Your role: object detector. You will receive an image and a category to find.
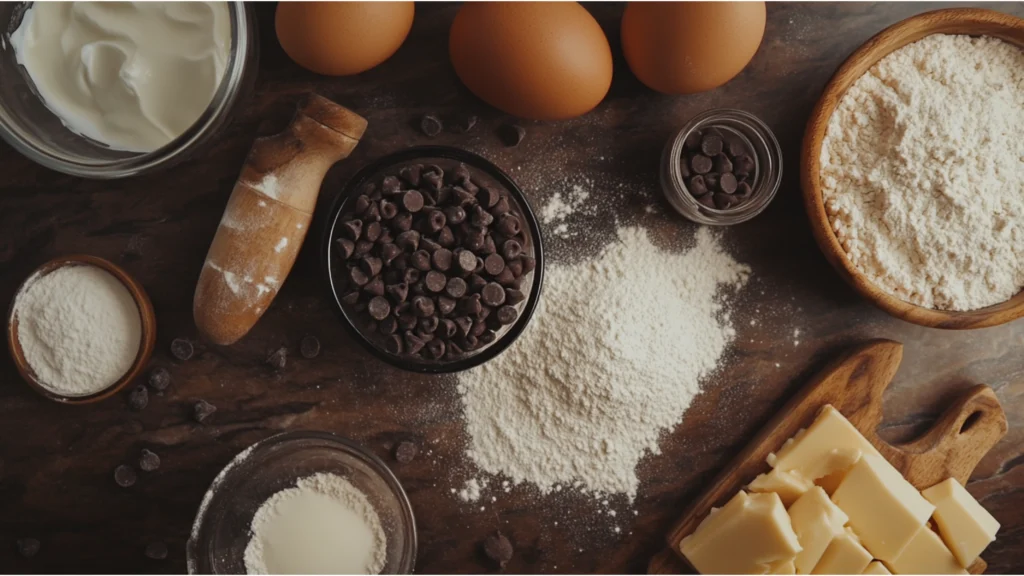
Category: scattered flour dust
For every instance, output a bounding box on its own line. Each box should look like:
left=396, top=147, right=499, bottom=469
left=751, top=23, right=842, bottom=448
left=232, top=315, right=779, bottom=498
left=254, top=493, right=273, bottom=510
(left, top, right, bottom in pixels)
left=244, top=473, right=386, bottom=575
left=539, top=177, right=595, bottom=238
left=457, top=225, right=750, bottom=499
left=821, top=34, right=1024, bottom=311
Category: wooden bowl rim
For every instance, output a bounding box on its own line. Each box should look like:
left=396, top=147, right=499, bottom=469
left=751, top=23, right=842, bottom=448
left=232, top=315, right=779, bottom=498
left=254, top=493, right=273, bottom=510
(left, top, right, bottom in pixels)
left=6, top=255, right=157, bottom=404
left=801, top=7, right=1024, bottom=330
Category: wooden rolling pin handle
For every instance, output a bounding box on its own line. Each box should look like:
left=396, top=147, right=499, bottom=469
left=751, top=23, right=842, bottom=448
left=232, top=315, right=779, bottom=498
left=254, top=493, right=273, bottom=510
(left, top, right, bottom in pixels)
left=194, top=95, right=367, bottom=346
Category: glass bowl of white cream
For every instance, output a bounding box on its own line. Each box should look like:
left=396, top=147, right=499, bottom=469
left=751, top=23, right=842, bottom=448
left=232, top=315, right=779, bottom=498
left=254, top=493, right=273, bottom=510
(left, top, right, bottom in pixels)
left=0, top=2, right=257, bottom=179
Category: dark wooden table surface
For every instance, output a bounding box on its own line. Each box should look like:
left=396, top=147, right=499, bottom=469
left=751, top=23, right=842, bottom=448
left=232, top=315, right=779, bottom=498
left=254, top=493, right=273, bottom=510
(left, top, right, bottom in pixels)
left=2, top=2, right=1023, bottom=574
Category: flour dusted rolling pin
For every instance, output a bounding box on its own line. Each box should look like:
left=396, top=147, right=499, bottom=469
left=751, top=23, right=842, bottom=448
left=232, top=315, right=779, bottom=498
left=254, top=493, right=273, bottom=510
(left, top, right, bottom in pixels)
left=194, top=95, right=367, bottom=345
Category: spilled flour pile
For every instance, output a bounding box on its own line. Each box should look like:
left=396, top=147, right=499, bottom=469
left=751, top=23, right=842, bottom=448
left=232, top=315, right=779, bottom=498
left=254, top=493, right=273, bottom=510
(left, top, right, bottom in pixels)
left=457, top=226, right=750, bottom=498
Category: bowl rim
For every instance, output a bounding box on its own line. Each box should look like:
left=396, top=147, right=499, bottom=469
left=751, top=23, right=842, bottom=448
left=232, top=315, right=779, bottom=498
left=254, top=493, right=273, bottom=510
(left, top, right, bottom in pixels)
left=186, top=430, right=418, bottom=575
left=0, top=1, right=257, bottom=179
left=800, top=7, right=1024, bottom=330
left=320, top=145, right=545, bottom=374
left=6, top=254, right=157, bottom=404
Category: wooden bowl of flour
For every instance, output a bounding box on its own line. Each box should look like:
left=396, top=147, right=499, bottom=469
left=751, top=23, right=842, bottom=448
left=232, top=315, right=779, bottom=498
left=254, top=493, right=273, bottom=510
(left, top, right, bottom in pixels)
left=801, top=8, right=1024, bottom=329
left=7, top=255, right=157, bottom=404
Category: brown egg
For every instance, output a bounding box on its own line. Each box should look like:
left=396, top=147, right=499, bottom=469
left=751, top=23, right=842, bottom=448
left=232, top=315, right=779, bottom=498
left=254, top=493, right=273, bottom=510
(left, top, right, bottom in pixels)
left=621, top=2, right=765, bottom=94
left=276, top=2, right=414, bottom=76
left=449, top=2, right=613, bottom=121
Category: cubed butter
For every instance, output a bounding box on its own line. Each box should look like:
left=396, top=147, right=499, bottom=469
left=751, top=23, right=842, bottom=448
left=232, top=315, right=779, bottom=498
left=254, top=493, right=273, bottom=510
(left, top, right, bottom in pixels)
left=922, top=478, right=1000, bottom=568
left=788, top=487, right=849, bottom=574
left=769, top=406, right=877, bottom=481
left=815, top=468, right=848, bottom=496
left=770, top=559, right=796, bottom=574
left=750, top=468, right=815, bottom=506
left=886, top=526, right=967, bottom=575
left=862, top=561, right=891, bottom=575
left=812, top=528, right=872, bottom=574
left=681, top=491, right=802, bottom=574
left=831, top=453, right=934, bottom=562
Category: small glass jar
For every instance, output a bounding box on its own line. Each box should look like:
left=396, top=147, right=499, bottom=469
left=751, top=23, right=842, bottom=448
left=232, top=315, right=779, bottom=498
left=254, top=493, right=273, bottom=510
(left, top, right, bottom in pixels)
left=660, top=109, right=782, bottom=226
left=0, top=2, right=259, bottom=179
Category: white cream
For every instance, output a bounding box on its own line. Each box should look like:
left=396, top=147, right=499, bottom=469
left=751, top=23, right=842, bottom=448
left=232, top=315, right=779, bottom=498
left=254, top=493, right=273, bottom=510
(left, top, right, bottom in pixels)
left=10, top=2, right=231, bottom=153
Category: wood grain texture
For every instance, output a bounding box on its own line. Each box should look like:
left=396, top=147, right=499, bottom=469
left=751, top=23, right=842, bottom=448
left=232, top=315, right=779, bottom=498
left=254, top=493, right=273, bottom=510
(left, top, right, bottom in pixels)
left=1, top=3, right=1024, bottom=574
left=649, top=340, right=1007, bottom=574
left=800, top=8, right=1024, bottom=330
left=6, top=255, right=156, bottom=405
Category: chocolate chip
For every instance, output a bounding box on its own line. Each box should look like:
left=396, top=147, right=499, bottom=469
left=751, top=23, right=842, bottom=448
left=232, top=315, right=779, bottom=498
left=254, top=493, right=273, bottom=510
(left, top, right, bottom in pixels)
left=420, top=114, right=443, bottom=137
left=343, top=219, right=364, bottom=240
left=392, top=211, right=413, bottom=231
left=432, top=248, right=453, bottom=271
left=363, top=202, right=381, bottom=222
left=453, top=186, right=477, bottom=207
left=361, top=256, right=383, bottom=278
left=520, top=256, right=536, bottom=274
left=341, top=290, right=360, bottom=306
left=336, top=238, right=355, bottom=259
left=705, top=172, right=720, bottom=191
left=419, top=337, right=442, bottom=359
left=440, top=318, right=458, bottom=338
left=379, top=199, right=398, bottom=220
left=396, top=230, right=420, bottom=252
left=402, top=190, right=425, bottom=213
left=266, top=347, right=287, bottom=370
left=462, top=293, right=483, bottom=315
left=380, top=243, right=401, bottom=265
left=386, top=282, right=409, bottom=304
left=481, top=282, right=506, bottom=306
left=364, top=221, right=382, bottom=243
left=477, top=187, right=501, bottom=209
left=145, top=541, right=168, bottom=561
left=349, top=266, right=370, bottom=286
left=368, top=296, right=391, bottom=321
left=438, top=296, right=457, bottom=316
left=463, top=334, right=479, bottom=350
left=484, top=254, right=505, bottom=276
left=471, top=204, right=494, bottom=227
left=714, top=154, right=733, bottom=174
left=496, top=306, right=518, bottom=325
left=697, top=194, right=716, bottom=209
left=502, top=240, right=523, bottom=260
left=16, top=538, right=40, bottom=558
left=128, top=385, right=148, bottom=411
left=170, top=338, right=193, bottom=361
left=144, top=368, right=170, bottom=393
left=496, top=214, right=521, bottom=236
left=377, top=228, right=394, bottom=245
left=734, top=154, right=755, bottom=177
left=505, top=288, right=526, bottom=305
left=490, top=196, right=511, bottom=218
left=456, top=250, right=477, bottom=273
left=737, top=181, right=753, bottom=198
left=480, top=234, right=497, bottom=256
left=507, top=259, right=523, bottom=277
left=499, top=123, right=526, bottom=147
left=471, top=320, right=488, bottom=337
left=194, top=400, right=216, bottom=422
left=139, top=449, right=161, bottom=472
left=691, top=154, right=712, bottom=175
left=444, top=206, right=466, bottom=225
left=403, top=268, right=421, bottom=285
left=382, top=175, right=402, bottom=196
left=385, top=334, right=403, bottom=354
left=719, top=172, right=738, bottom=194
left=437, top=226, right=455, bottom=248
left=445, top=277, right=468, bottom=298
left=465, top=228, right=486, bottom=252
left=411, top=250, right=432, bottom=271
left=395, top=440, right=418, bottom=463
left=399, top=165, right=421, bottom=188
left=688, top=175, right=708, bottom=197
left=404, top=332, right=426, bottom=355
left=727, top=137, right=749, bottom=158
left=419, top=315, right=440, bottom=334
left=468, top=273, right=488, bottom=293
left=354, top=240, right=374, bottom=257
left=479, top=331, right=497, bottom=345
left=425, top=271, right=447, bottom=293
left=379, top=317, right=398, bottom=335
left=455, top=316, right=473, bottom=338
left=412, top=296, right=435, bottom=317
left=701, top=133, right=723, bottom=156
left=114, top=464, right=137, bottom=487
left=495, top=267, right=516, bottom=287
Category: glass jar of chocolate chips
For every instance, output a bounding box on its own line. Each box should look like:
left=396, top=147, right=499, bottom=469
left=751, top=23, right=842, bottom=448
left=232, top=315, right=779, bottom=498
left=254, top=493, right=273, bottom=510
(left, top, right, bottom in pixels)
left=660, top=109, right=782, bottom=225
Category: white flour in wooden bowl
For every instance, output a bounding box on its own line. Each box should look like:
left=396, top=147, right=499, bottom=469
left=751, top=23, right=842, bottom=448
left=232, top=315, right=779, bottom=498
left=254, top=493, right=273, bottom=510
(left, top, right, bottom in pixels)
left=820, top=34, right=1024, bottom=311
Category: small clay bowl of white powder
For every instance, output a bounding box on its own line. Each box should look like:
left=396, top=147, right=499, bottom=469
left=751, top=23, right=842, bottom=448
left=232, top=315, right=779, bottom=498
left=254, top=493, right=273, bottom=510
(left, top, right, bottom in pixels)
left=187, top=431, right=416, bottom=574
left=6, top=255, right=156, bottom=403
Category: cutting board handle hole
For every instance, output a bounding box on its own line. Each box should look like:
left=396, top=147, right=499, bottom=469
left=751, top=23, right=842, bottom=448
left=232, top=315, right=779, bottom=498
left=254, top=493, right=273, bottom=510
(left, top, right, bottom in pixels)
left=960, top=410, right=983, bottom=434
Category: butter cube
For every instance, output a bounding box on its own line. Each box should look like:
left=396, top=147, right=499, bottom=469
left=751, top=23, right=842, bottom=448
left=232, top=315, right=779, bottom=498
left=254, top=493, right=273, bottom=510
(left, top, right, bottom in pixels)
left=681, top=491, right=802, bottom=574
left=831, top=453, right=934, bottom=562
left=812, top=528, right=872, bottom=574
left=788, top=487, right=849, bottom=574
left=886, top=526, right=967, bottom=575
left=922, top=478, right=1000, bottom=568
left=770, top=406, right=877, bottom=481
left=814, top=469, right=848, bottom=496
left=862, top=561, right=891, bottom=575
left=750, top=468, right=815, bottom=506
left=770, top=559, right=796, bottom=574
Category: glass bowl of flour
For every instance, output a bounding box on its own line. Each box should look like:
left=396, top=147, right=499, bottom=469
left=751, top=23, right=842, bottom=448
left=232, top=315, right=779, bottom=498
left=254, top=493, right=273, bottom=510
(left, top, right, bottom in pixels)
left=187, top=431, right=417, bottom=575
left=0, top=2, right=258, bottom=178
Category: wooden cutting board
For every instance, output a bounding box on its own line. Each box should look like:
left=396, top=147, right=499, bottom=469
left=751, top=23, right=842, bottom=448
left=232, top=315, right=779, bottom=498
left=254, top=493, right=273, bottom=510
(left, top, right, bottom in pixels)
left=648, top=339, right=1007, bottom=575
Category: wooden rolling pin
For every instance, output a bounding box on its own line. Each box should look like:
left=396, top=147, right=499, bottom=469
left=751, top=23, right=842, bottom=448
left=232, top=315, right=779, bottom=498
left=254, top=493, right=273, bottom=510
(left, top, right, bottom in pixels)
left=194, top=95, right=367, bottom=345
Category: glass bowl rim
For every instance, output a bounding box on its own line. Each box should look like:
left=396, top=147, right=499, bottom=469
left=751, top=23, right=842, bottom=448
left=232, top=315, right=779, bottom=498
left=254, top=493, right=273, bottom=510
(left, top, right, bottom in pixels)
left=320, top=145, right=545, bottom=375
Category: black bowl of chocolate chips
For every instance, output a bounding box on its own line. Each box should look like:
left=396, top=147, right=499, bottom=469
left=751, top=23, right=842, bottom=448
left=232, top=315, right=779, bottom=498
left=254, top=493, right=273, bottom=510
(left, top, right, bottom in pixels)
left=322, top=146, right=544, bottom=374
